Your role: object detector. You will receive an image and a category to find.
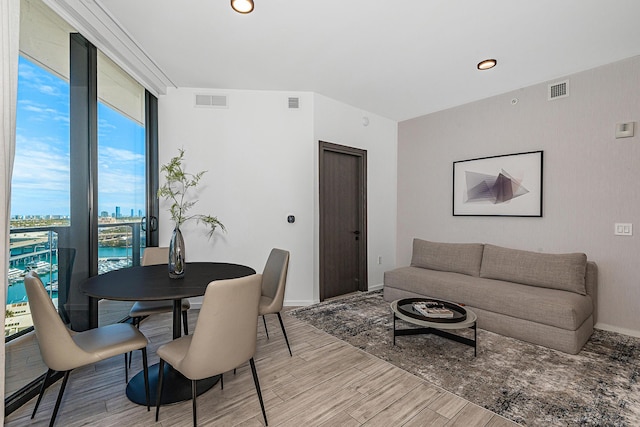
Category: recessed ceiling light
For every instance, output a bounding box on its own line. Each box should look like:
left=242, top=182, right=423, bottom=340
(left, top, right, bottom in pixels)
left=477, top=59, right=497, bottom=70
left=231, top=0, right=254, bottom=14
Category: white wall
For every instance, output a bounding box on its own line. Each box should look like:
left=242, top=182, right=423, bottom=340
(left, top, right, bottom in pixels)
left=397, top=56, right=640, bottom=336
left=158, top=88, right=398, bottom=306
left=313, top=95, right=398, bottom=302
left=158, top=88, right=315, bottom=305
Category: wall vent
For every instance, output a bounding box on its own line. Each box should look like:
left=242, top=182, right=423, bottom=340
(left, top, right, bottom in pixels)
left=548, top=80, right=569, bottom=101
left=195, top=94, right=228, bottom=108
left=288, top=97, right=300, bottom=109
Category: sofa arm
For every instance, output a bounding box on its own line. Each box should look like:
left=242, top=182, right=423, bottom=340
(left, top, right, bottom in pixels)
left=585, top=261, right=598, bottom=324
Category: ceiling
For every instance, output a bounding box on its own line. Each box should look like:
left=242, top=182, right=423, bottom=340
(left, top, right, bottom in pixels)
left=87, top=0, right=640, bottom=121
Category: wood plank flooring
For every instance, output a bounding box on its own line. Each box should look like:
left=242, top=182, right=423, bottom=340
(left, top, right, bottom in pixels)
left=5, top=308, right=520, bottom=426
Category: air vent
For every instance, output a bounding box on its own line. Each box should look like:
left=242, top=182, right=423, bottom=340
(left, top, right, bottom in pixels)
left=548, top=80, right=569, bottom=101
left=195, top=94, right=228, bottom=108
left=288, top=97, right=299, bottom=109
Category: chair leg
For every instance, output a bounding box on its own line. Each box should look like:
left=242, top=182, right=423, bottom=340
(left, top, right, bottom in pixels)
left=192, top=379, right=198, bottom=427
left=182, top=310, right=189, bottom=335
left=129, top=317, right=140, bottom=369
left=49, top=370, right=71, bottom=427
left=32, top=368, right=53, bottom=419
left=220, top=373, right=224, bottom=390
left=155, top=359, right=165, bottom=421
left=249, top=358, right=268, bottom=426
left=277, top=312, right=292, bottom=356
left=262, top=315, right=269, bottom=339
left=141, top=347, right=150, bottom=411
left=124, top=353, right=129, bottom=382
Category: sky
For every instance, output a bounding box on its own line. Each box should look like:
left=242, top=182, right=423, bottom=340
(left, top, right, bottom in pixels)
left=11, top=56, right=146, bottom=218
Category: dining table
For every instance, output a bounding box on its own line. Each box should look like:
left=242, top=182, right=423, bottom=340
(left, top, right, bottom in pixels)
left=80, top=261, right=256, bottom=405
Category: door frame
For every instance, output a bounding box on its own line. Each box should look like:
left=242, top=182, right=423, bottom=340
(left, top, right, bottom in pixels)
left=319, top=141, right=368, bottom=301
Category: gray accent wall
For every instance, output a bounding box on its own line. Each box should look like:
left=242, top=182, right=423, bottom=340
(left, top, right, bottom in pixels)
left=397, top=55, right=640, bottom=336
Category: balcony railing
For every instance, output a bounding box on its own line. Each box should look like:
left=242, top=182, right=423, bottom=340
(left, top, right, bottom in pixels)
left=6, top=221, right=145, bottom=339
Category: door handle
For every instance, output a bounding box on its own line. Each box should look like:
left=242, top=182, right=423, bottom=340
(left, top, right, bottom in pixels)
left=142, top=216, right=158, bottom=232
left=149, top=216, right=158, bottom=232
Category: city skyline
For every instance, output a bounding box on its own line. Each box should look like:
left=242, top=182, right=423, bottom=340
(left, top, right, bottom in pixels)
left=11, top=56, right=146, bottom=218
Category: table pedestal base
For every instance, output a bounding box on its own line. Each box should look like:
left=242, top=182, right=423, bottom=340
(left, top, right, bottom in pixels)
left=126, top=362, right=219, bottom=405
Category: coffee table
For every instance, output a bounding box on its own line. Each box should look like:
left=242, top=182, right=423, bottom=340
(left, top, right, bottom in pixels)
left=391, top=298, right=478, bottom=356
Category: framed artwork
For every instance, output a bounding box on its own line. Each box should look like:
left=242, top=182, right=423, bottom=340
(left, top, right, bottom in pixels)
left=453, top=150, right=543, bottom=217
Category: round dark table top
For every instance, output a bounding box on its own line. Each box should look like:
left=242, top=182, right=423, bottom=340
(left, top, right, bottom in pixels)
left=80, top=262, right=256, bottom=301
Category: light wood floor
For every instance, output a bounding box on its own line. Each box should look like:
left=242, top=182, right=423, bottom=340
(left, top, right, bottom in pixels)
left=5, top=308, right=520, bottom=426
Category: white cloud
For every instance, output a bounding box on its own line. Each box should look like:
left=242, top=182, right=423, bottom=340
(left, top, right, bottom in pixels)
left=99, top=146, right=145, bottom=163
left=19, top=100, right=69, bottom=125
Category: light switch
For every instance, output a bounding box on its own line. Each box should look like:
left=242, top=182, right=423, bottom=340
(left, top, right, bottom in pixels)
left=614, top=223, right=633, bottom=236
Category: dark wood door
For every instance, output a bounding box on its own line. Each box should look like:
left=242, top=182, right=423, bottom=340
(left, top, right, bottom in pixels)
left=319, top=141, right=367, bottom=301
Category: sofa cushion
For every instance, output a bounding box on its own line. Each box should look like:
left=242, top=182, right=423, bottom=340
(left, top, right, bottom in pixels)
left=480, top=244, right=587, bottom=295
left=385, top=267, right=479, bottom=303
left=467, top=277, right=592, bottom=330
left=410, top=239, right=484, bottom=277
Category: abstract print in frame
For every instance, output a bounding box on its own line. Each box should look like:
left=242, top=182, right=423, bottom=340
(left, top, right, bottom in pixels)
left=453, top=151, right=543, bottom=216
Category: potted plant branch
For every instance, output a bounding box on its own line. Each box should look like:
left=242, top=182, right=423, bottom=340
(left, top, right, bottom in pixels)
left=158, top=148, right=225, bottom=278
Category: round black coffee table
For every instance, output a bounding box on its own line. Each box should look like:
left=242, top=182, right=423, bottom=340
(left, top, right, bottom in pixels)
left=390, top=298, right=478, bottom=356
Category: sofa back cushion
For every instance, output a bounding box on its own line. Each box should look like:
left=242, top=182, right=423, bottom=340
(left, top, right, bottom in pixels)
left=480, top=244, right=588, bottom=295
left=411, top=239, right=484, bottom=277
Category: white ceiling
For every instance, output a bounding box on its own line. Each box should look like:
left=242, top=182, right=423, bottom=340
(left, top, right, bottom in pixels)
left=91, top=0, right=640, bottom=121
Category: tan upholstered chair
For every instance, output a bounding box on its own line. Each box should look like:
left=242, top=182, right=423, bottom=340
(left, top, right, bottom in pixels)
left=24, top=271, right=150, bottom=426
left=259, top=248, right=292, bottom=356
left=129, top=247, right=190, bottom=335
left=155, top=274, right=267, bottom=427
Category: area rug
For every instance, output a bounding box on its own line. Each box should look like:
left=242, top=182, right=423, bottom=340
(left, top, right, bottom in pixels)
left=289, top=291, right=640, bottom=426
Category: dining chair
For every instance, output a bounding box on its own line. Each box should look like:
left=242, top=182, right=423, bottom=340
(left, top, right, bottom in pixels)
left=155, top=274, right=268, bottom=427
left=24, top=271, right=150, bottom=427
left=129, top=247, right=190, bottom=335
left=259, top=248, right=292, bottom=356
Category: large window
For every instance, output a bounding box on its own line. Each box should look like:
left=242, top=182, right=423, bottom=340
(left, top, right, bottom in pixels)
left=97, top=52, right=147, bottom=274
left=5, top=0, right=158, bottom=407
left=7, top=0, right=73, bottom=346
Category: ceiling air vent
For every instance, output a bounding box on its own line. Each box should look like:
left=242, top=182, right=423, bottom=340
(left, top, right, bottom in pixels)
left=195, top=94, right=228, bottom=108
left=548, top=80, right=569, bottom=101
left=288, top=97, right=300, bottom=109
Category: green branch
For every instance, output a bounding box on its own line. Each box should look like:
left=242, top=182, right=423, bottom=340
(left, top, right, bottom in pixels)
left=158, top=148, right=225, bottom=237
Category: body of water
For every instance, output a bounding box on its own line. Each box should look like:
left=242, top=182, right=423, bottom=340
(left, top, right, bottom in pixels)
left=6, top=246, right=136, bottom=305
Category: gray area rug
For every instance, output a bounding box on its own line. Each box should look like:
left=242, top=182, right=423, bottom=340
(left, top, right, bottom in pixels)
left=289, top=291, right=640, bottom=426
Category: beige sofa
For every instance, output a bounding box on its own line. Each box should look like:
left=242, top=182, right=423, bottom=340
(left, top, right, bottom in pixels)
left=383, top=239, right=597, bottom=354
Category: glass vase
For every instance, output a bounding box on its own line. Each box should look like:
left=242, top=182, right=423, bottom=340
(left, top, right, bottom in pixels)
left=169, top=226, right=185, bottom=279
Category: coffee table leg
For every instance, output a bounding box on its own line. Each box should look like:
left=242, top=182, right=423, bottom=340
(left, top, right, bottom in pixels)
left=473, top=322, right=477, bottom=357
left=393, top=313, right=396, bottom=346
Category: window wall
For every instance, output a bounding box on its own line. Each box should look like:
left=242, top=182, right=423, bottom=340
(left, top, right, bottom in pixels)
left=5, top=0, right=158, bottom=408
left=97, top=51, right=147, bottom=275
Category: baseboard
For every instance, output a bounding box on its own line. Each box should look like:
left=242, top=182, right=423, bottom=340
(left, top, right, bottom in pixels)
left=191, top=291, right=381, bottom=310
left=368, top=283, right=383, bottom=291
left=595, top=323, right=640, bottom=339
left=284, top=300, right=317, bottom=307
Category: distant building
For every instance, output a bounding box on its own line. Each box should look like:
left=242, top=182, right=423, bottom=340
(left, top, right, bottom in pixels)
left=115, top=206, right=121, bottom=219
left=101, top=211, right=109, bottom=218
left=130, top=208, right=134, bottom=217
